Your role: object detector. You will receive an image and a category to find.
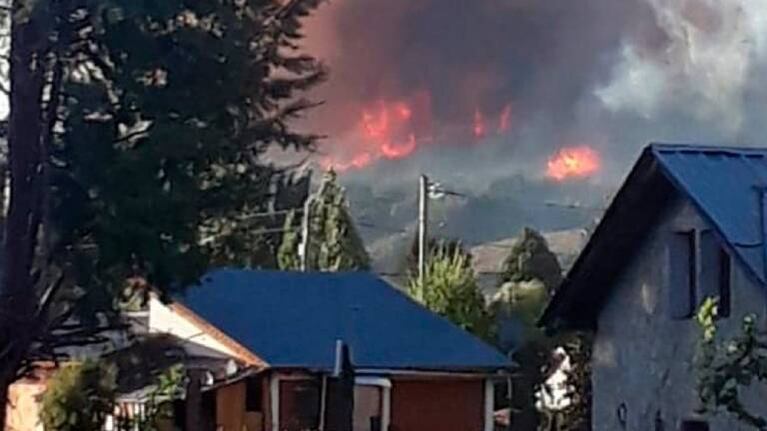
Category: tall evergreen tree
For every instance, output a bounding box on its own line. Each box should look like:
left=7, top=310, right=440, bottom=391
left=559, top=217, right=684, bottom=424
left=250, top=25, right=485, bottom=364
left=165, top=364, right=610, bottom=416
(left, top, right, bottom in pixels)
left=278, top=169, right=370, bottom=271
left=0, top=0, right=325, bottom=414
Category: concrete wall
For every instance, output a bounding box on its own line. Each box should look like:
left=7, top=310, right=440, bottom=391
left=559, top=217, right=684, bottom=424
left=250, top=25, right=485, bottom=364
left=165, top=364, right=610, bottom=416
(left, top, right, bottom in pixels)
left=592, top=197, right=767, bottom=431
left=5, top=371, right=51, bottom=431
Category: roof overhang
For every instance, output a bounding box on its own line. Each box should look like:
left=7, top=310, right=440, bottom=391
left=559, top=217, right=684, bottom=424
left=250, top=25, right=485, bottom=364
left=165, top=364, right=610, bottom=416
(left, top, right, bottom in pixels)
left=539, top=146, right=677, bottom=331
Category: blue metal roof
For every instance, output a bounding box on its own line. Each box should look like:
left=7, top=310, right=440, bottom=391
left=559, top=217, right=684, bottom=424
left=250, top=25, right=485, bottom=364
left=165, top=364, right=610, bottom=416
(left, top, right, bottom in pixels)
left=175, top=269, right=510, bottom=372
left=652, top=144, right=767, bottom=285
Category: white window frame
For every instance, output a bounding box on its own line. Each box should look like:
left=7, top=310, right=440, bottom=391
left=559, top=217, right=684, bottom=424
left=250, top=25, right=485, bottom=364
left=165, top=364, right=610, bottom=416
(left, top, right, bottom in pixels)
left=484, top=378, right=495, bottom=431
left=355, top=376, right=392, bottom=431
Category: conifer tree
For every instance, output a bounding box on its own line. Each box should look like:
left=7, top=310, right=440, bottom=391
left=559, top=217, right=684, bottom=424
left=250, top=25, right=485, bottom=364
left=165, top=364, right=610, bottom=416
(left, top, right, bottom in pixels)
left=500, top=227, right=563, bottom=292
left=279, top=170, right=370, bottom=271
left=0, top=0, right=325, bottom=413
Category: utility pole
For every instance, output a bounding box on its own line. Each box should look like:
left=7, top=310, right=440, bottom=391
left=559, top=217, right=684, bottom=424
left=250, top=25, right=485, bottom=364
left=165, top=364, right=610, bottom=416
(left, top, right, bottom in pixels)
left=418, top=175, right=429, bottom=300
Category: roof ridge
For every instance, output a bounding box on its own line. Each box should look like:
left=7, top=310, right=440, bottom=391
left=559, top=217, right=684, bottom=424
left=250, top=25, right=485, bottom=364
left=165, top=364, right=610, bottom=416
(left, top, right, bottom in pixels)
left=650, top=142, right=767, bottom=156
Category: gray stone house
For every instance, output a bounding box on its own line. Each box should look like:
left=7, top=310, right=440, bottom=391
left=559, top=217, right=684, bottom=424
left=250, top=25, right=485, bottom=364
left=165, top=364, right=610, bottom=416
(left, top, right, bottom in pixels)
left=541, top=144, right=767, bottom=431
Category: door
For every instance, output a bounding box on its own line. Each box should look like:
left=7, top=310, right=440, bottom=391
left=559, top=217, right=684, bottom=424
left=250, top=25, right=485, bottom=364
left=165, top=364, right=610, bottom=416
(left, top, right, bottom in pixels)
left=354, top=385, right=383, bottom=431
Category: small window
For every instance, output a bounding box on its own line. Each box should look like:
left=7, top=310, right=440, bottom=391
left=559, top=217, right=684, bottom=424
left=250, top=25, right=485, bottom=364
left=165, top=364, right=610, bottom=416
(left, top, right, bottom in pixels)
left=245, top=376, right=262, bottom=412
left=669, top=229, right=731, bottom=319
left=279, top=379, right=321, bottom=431
left=669, top=231, right=696, bottom=319
left=354, top=385, right=383, bottom=431
left=699, top=230, right=731, bottom=318
left=680, top=419, right=709, bottom=431
left=718, top=248, right=731, bottom=317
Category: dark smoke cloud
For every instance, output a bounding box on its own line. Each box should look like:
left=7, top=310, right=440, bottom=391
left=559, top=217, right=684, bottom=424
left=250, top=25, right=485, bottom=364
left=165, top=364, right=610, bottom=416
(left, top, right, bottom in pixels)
left=300, top=0, right=767, bottom=191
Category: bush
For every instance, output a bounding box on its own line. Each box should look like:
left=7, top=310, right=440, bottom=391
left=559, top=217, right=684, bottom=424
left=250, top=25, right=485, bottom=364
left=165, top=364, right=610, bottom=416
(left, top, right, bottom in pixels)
left=408, top=245, right=495, bottom=342
left=40, top=360, right=117, bottom=431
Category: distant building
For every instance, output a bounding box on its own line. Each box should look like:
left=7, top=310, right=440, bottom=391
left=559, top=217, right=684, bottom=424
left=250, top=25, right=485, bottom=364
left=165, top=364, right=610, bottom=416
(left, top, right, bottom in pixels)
left=542, top=144, right=767, bottom=431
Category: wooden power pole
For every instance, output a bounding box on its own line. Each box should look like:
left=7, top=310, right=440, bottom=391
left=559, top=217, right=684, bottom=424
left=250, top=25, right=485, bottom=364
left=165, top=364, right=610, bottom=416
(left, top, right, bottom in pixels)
left=417, top=175, right=429, bottom=300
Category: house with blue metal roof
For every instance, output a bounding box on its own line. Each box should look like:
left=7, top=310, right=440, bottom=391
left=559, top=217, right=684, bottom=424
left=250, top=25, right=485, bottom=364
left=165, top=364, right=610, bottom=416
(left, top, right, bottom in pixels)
left=148, top=269, right=510, bottom=431
left=541, top=143, right=767, bottom=431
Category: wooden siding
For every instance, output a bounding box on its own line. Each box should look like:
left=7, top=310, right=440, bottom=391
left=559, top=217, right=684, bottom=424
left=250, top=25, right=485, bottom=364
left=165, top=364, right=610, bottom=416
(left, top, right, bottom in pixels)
left=216, top=382, right=247, bottom=431
left=390, top=379, right=485, bottom=431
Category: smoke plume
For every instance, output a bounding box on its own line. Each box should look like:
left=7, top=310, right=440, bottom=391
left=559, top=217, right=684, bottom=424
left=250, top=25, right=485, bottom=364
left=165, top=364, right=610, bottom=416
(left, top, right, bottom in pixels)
left=298, top=0, right=767, bottom=190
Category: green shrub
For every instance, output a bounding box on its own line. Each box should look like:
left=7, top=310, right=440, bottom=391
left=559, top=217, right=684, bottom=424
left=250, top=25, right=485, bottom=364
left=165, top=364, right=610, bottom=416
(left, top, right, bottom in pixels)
left=40, top=360, right=117, bottom=431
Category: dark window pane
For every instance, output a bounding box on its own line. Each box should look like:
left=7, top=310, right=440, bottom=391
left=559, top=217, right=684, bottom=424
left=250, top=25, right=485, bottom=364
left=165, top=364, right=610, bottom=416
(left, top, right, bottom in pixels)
left=719, top=248, right=731, bottom=317
left=245, top=376, right=262, bottom=412
left=669, top=231, right=695, bottom=319
left=699, top=231, right=731, bottom=318
left=279, top=379, right=321, bottom=431
left=699, top=230, right=719, bottom=304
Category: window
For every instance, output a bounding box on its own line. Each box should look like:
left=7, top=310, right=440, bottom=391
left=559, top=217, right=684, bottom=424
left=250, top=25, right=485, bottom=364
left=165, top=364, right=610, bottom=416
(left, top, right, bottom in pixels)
left=279, top=379, right=321, bottom=431
left=354, top=385, right=384, bottom=431
left=669, top=229, right=731, bottom=319
left=718, top=247, right=731, bottom=317
left=680, top=419, right=709, bottom=431
left=245, top=376, right=262, bottom=412
left=700, top=230, right=731, bottom=317
left=669, top=230, right=696, bottom=319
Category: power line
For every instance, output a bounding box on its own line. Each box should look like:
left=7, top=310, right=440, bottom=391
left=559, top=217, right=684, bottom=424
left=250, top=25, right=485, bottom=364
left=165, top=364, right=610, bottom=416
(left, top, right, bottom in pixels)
left=238, top=208, right=305, bottom=220
left=357, top=221, right=409, bottom=234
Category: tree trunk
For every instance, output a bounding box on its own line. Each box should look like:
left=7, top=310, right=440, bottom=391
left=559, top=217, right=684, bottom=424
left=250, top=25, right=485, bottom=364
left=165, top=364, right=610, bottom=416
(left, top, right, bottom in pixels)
left=0, top=5, right=48, bottom=428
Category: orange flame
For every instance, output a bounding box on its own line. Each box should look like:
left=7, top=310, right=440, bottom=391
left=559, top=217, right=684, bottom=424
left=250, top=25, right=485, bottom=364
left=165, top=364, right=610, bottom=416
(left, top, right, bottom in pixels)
left=324, top=99, right=421, bottom=172
left=381, top=133, right=417, bottom=159
left=321, top=95, right=515, bottom=172
left=546, top=146, right=601, bottom=181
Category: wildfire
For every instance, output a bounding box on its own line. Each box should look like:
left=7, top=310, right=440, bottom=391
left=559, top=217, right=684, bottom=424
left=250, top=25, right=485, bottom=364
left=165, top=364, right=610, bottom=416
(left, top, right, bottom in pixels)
left=381, top=133, right=417, bottom=159
left=322, top=99, right=422, bottom=172
left=321, top=97, right=515, bottom=172
left=546, top=146, right=601, bottom=181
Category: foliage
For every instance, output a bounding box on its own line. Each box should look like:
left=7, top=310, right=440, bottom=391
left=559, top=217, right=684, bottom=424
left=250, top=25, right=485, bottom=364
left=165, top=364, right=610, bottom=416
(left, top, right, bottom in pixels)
left=490, top=279, right=548, bottom=430
left=118, top=364, right=185, bottom=431
left=40, top=361, right=118, bottom=431
left=491, top=279, right=550, bottom=339
left=40, top=359, right=185, bottom=431
left=500, top=227, right=563, bottom=292
left=492, top=240, right=590, bottom=430
left=279, top=170, right=371, bottom=271
left=408, top=244, right=495, bottom=342
left=695, top=297, right=767, bottom=430
left=404, top=236, right=463, bottom=276
left=1, top=0, right=324, bottom=383
left=278, top=209, right=302, bottom=270
left=555, top=332, right=593, bottom=431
